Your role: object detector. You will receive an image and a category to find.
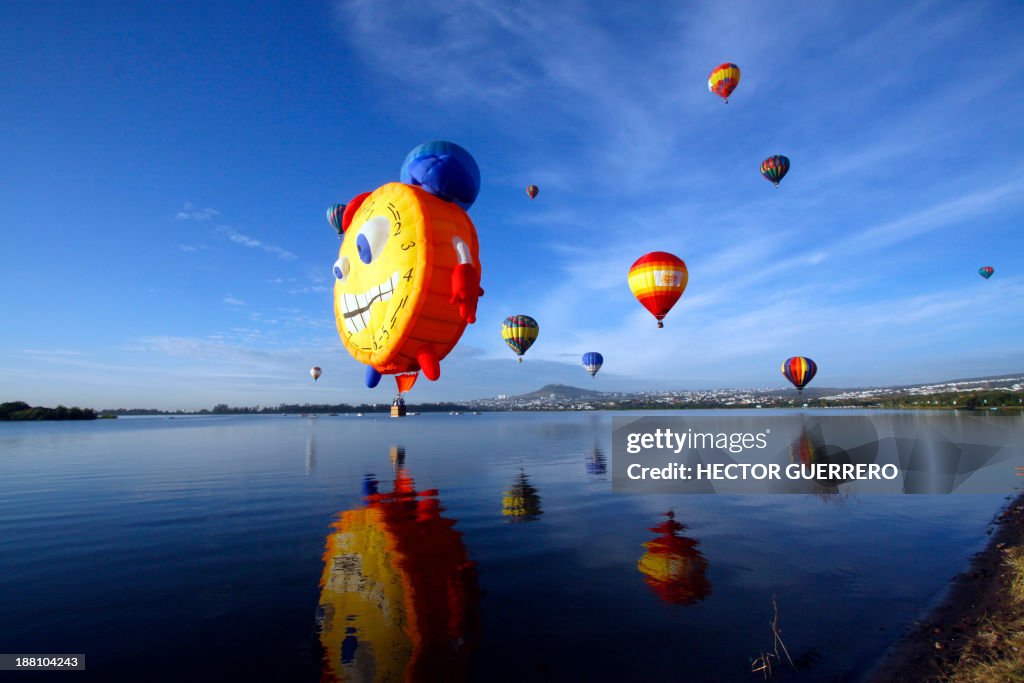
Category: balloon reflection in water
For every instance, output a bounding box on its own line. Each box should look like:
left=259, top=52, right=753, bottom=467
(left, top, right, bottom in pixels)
left=305, top=431, right=316, bottom=476
left=790, top=425, right=824, bottom=467
left=586, top=446, right=607, bottom=476
left=789, top=423, right=869, bottom=501
left=638, top=511, right=711, bottom=605
left=317, top=455, right=480, bottom=682
left=389, top=445, right=405, bottom=471
left=502, top=470, right=542, bottom=522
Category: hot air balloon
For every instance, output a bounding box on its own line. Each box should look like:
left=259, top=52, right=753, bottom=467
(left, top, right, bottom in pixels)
left=628, top=252, right=688, bottom=328
left=502, top=315, right=538, bottom=362
left=326, top=203, right=346, bottom=238
left=708, top=62, right=740, bottom=103
left=760, top=155, right=790, bottom=187
left=781, top=356, right=817, bottom=393
left=332, top=142, right=484, bottom=396
left=582, top=352, right=604, bottom=378
left=502, top=470, right=542, bottom=522
left=310, top=366, right=322, bottom=382
left=526, top=185, right=539, bottom=200
left=318, top=457, right=480, bottom=682
left=638, top=511, right=711, bottom=605
left=979, top=266, right=994, bottom=279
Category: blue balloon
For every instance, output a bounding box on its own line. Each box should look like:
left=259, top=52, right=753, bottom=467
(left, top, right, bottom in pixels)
left=582, top=352, right=604, bottom=377
left=400, top=141, right=481, bottom=209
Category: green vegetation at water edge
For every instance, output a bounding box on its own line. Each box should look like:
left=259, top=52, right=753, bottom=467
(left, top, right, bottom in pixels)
left=0, top=401, right=100, bottom=421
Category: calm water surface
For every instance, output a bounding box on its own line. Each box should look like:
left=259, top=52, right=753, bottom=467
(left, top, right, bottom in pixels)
left=0, top=411, right=1016, bottom=682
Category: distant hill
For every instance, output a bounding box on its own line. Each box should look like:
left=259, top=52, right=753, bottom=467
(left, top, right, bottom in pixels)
left=513, top=384, right=611, bottom=400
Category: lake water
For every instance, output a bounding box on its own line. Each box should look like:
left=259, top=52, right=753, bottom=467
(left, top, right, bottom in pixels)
left=0, top=411, right=1018, bottom=682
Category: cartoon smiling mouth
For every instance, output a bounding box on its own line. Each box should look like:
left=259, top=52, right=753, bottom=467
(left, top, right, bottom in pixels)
left=341, top=271, right=400, bottom=334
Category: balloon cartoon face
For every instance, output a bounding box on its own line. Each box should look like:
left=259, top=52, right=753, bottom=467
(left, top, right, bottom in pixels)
left=333, top=182, right=481, bottom=377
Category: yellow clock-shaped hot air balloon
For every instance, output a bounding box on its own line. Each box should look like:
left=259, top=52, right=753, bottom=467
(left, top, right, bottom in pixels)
left=332, top=142, right=484, bottom=394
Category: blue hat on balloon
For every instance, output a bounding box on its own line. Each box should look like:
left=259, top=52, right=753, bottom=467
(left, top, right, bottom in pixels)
left=400, top=141, right=481, bottom=210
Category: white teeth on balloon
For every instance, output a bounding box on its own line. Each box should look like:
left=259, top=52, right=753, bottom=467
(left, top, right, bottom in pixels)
left=339, top=271, right=401, bottom=335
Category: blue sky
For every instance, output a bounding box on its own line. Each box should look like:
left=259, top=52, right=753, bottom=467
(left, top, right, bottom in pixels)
left=1, top=0, right=1022, bottom=409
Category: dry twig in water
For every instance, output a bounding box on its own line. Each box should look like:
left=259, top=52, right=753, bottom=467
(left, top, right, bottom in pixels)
left=751, top=595, right=794, bottom=679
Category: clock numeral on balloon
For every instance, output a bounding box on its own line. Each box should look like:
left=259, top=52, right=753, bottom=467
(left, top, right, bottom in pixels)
left=392, top=221, right=402, bottom=236
left=400, top=241, right=416, bottom=251
left=403, top=268, right=413, bottom=282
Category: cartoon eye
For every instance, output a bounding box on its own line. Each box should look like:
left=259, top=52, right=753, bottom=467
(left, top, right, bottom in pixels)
left=333, top=256, right=350, bottom=282
left=356, top=216, right=389, bottom=265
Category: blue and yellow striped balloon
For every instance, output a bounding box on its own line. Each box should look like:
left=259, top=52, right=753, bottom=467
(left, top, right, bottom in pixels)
left=502, top=315, right=539, bottom=362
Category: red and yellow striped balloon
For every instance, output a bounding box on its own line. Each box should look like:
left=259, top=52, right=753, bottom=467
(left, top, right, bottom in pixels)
left=781, top=356, right=817, bottom=393
left=708, top=62, right=741, bottom=102
left=628, top=252, right=688, bottom=328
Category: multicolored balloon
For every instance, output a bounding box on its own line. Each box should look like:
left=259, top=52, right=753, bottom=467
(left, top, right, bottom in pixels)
left=979, top=266, right=994, bottom=279
left=629, top=252, right=688, bottom=328
left=582, top=352, right=604, bottom=378
left=502, top=315, right=539, bottom=362
left=310, top=366, right=322, bottom=382
left=760, top=155, right=790, bottom=187
left=326, top=204, right=345, bottom=238
left=708, top=62, right=740, bottom=102
left=526, top=185, right=539, bottom=200
left=781, top=356, right=817, bottom=393
left=333, top=142, right=484, bottom=395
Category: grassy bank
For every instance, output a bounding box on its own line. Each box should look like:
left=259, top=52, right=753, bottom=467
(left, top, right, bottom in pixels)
left=942, top=541, right=1024, bottom=682
left=869, top=494, right=1024, bottom=682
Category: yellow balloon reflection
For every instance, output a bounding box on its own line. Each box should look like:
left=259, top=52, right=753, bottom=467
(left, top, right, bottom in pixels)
left=502, top=470, right=542, bottom=522
left=638, top=511, right=711, bottom=605
left=317, top=451, right=480, bottom=682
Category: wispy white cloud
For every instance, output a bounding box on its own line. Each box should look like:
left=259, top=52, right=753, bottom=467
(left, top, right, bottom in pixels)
left=20, top=349, right=86, bottom=358
left=215, top=226, right=297, bottom=261
left=174, top=202, right=219, bottom=221
left=223, top=295, right=245, bottom=306
left=840, top=176, right=1024, bottom=252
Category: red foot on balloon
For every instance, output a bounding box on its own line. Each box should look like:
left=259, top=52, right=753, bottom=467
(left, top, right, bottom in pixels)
left=417, top=346, right=441, bottom=381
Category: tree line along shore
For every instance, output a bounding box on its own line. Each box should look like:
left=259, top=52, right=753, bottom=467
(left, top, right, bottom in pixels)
left=0, top=401, right=106, bottom=421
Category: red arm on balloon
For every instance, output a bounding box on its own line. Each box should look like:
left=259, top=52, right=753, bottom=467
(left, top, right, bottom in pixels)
left=450, top=263, right=483, bottom=324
